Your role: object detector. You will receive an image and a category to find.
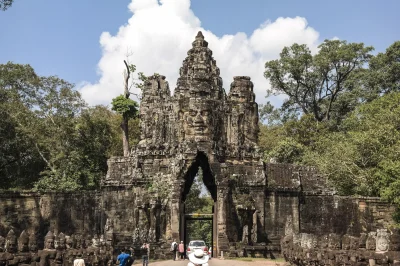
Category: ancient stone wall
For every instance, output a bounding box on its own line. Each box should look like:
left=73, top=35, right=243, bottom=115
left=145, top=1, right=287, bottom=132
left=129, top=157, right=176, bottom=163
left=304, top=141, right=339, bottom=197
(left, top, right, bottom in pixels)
left=281, top=229, right=400, bottom=265
left=0, top=191, right=99, bottom=244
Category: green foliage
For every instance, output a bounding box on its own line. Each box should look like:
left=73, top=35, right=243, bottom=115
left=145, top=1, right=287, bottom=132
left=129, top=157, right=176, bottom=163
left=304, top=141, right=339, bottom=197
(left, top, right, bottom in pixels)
left=0, top=62, right=140, bottom=191
left=265, top=138, right=305, bottom=164
left=304, top=92, right=400, bottom=199
left=185, top=168, right=213, bottom=246
left=367, top=41, right=400, bottom=96
left=265, top=40, right=373, bottom=122
left=111, top=95, right=138, bottom=119
left=0, top=0, right=13, bottom=11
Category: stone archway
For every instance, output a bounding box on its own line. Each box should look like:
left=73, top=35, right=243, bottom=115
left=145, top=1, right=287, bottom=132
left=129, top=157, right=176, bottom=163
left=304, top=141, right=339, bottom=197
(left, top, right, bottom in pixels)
left=178, top=152, right=217, bottom=257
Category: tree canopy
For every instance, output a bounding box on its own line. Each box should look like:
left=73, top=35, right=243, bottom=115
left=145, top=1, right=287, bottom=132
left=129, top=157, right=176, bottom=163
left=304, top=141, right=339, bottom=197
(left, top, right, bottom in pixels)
left=264, top=40, right=373, bottom=122
left=0, top=62, right=140, bottom=191
left=262, top=40, right=400, bottom=221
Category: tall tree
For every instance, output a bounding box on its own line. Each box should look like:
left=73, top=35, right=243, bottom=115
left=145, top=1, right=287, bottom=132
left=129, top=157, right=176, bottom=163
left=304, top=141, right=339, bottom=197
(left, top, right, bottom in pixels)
left=367, top=41, right=400, bottom=96
left=0, top=62, right=45, bottom=189
left=111, top=61, right=141, bottom=156
left=0, top=62, right=128, bottom=191
left=264, top=40, right=373, bottom=122
left=0, top=0, right=13, bottom=11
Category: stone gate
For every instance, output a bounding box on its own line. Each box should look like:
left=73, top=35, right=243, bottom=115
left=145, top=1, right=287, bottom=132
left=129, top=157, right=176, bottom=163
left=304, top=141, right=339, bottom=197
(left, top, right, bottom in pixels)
left=103, top=31, right=264, bottom=255
left=0, top=32, right=398, bottom=264
left=101, top=32, right=397, bottom=258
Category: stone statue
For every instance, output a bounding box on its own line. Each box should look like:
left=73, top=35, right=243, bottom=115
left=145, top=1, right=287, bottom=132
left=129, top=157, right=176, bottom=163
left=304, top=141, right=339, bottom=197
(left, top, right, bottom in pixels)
left=5, top=229, right=17, bottom=253
left=39, top=231, right=57, bottom=266
left=366, top=232, right=377, bottom=250
left=376, top=229, right=389, bottom=252
left=284, top=215, right=294, bottom=236
left=104, top=218, right=112, bottom=232
left=43, top=231, right=55, bottom=250
left=148, top=229, right=156, bottom=243
left=29, top=233, right=40, bottom=266
left=99, top=235, right=105, bottom=247
left=242, top=225, right=249, bottom=245
left=18, top=230, right=29, bottom=253
left=57, top=233, right=66, bottom=251
left=251, top=211, right=258, bottom=244
left=92, top=234, right=100, bottom=248
left=132, top=228, right=140, bottom=244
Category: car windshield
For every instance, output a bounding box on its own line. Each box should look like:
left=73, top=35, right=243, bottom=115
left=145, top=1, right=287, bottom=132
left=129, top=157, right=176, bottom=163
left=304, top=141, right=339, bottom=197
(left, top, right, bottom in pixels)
left=190, top=241, right=205, bottom=246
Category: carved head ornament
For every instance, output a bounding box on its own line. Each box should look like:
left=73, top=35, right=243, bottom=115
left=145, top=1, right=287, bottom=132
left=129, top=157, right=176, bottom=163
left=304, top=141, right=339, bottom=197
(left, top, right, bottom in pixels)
left=18, top=230, right=29, bottom=252
left=44, top=231, right=55, bottom=250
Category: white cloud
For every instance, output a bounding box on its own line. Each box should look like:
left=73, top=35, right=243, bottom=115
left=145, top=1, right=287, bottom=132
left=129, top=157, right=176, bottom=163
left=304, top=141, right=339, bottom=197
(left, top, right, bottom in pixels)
left=79, top=0, right=321, bottom=107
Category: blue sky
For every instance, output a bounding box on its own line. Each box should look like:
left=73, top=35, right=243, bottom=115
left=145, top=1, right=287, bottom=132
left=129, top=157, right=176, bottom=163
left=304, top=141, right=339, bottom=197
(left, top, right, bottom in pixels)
left=1, top=0, right=399, bottom=106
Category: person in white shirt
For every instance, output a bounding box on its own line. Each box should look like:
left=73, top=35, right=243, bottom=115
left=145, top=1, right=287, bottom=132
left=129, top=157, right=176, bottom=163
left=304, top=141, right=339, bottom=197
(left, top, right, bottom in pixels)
left=170, top=239, right=178, bottom=261
left=187, top=249, right=209, bottom=266
left=73, top=253, right=85, bottom=266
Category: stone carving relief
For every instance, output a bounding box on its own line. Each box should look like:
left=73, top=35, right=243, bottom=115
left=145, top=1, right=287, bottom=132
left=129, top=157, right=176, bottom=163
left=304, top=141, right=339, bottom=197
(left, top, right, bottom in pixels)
left=376, top=229, right=389, bottom=252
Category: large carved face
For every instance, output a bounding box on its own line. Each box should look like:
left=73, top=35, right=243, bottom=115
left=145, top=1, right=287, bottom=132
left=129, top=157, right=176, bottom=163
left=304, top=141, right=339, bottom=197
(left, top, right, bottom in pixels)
left=182, top=100, right=212, bottom=141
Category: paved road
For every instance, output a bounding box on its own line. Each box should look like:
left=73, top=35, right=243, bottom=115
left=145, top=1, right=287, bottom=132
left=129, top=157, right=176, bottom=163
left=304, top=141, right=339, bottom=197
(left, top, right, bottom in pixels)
left=144, top=259, right=285, bottom=266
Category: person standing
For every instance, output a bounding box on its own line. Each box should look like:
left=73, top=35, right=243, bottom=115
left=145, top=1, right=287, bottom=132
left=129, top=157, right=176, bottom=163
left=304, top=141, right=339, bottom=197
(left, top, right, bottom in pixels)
left=73, top=253, right=85, bottom=266
left=178, top=241, right=185, bottom=260
left=170, top=239, right=178, bottom=261
left=116, top=248, right=130, bottom=266
left=141, top=242, right=149, bottom=266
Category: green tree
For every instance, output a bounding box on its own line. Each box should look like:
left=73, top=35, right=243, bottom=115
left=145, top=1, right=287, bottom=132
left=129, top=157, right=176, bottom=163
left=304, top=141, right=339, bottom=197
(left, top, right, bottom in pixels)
left=0, top=0, right=13, bottom=11
left=0, top=62, right=126, bottom=191
left=264, top=40, right=373, bottom=122
left=111, top=60, right=143, bottom=156
left=0, top=63, right=45, bottom=189
left=304, top=92, right=400, bottom=201
left=367, top=41, right=400, bottom=96
left=185, top=168, right=213, bottom=246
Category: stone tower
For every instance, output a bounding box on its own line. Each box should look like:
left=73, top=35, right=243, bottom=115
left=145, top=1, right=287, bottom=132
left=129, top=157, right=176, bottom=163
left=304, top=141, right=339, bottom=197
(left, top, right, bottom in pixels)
left=103, top=31, right=265, bottom=254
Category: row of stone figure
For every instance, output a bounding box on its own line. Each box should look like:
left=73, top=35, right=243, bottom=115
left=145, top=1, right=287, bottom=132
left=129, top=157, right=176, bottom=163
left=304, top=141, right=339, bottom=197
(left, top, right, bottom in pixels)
left=0, top=230, right=115, bottom=253
left=281, top=229, right=400, bottom=266
left=0, top=230, right=116, bottom=266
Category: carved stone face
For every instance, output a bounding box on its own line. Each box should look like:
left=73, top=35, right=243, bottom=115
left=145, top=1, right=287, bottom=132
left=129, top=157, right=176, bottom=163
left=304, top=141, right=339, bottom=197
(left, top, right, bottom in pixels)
left=29, top=240, right=38, bottom=252
left=182, top=100, right=212, bottom=141
left=377, top=237, right=388, bottom=252
left=18, top=240, right=29, bottom=252
left=58, top=238, right=65, bottom=250
left=54, top=239, right=59, bottom=249
left=7, top=239, right=17, bottom=253
left=45, top=238, right=54, bottom=249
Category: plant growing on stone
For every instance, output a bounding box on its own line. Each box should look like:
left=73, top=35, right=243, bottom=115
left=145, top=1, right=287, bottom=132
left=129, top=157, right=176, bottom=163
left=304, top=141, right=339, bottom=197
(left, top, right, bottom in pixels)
left=110, top=59, right=142, bottom=157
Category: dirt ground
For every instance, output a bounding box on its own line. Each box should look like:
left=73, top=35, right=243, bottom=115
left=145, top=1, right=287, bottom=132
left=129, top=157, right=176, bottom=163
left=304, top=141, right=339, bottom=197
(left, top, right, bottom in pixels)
left=139, top=258, right=285, bottom=266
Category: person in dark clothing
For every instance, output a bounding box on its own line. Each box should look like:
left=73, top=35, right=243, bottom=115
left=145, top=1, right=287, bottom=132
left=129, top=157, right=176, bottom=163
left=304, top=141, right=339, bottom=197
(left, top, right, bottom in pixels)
left=140, top=242, right=149, bottom=266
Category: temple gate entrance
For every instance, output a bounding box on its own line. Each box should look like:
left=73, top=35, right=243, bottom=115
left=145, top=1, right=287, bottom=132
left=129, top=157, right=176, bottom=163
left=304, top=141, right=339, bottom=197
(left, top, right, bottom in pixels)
left=179, top=152, right=217, bottom=258
left=184, top=213, right=214, bottom=257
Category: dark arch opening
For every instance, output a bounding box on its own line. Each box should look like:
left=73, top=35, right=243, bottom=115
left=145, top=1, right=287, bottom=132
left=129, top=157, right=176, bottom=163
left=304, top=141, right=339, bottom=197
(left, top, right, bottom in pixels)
left=181, top=151, right=217, bottom=202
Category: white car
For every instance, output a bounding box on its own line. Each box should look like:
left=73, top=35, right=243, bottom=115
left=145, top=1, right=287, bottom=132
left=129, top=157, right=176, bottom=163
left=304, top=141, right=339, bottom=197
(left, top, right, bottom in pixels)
left=186, top=240, right=209, bottom=256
